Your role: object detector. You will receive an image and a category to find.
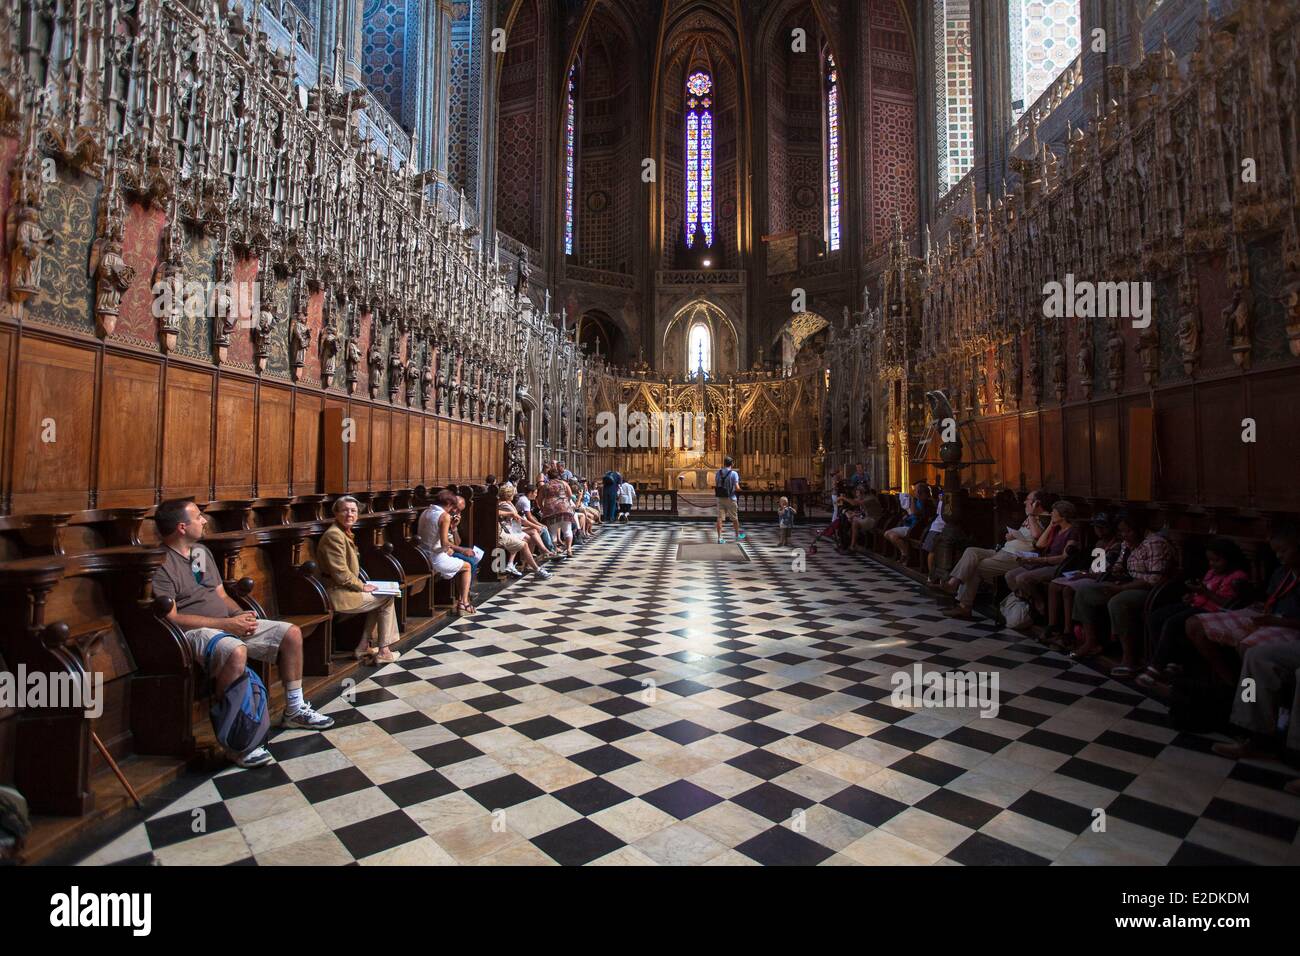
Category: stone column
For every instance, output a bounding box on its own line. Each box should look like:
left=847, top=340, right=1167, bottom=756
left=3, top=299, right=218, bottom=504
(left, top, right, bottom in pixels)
left=970, top=0, right=1012, bottom=198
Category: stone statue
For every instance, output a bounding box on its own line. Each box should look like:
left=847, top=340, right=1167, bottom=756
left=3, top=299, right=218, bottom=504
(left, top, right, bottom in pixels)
left=1222, top=285, right=1252, bottom=370
left=289, top=310, right=311, bottom=382
left=251, top=296, right=276, bottom=374
left=320, top=321, right=339, bottom=387
left=1076, top=318, right=1094, bottom=399
left=91, top=234, right=135, bottom=338
left=9, top=205, right=52, bottom=305
left=345, top=327, right=362, bottom=394
left=1105, top=321, right=1126, bottom=391
left=367, top=329, right=384, bottom=399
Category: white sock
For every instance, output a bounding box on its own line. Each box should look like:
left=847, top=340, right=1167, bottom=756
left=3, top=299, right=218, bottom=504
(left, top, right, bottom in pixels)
left=285, top=682, right=304, bottom=712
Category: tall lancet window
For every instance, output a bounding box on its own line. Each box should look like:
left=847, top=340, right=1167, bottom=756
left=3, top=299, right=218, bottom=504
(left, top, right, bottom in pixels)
left=825, top=53, right=842, bottom=252
left=688, top=323, right=712, bottom=378
left=685, top=70, right=714, bottom=248
left=564, top=62, right=578, bottom=255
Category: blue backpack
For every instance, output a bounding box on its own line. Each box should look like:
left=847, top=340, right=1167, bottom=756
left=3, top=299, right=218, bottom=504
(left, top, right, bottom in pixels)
left=205, top=634, right=271, bottom=757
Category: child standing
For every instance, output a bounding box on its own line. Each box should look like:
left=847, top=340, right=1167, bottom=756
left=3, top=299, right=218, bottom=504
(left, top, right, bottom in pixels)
left=617, top=479, right=636, bottom=522
left=777, top=497, right=796, bottom=546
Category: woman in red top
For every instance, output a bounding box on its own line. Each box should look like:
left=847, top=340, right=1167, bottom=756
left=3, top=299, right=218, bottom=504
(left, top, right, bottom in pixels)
left=1137, top=538, right=1248, bottom=688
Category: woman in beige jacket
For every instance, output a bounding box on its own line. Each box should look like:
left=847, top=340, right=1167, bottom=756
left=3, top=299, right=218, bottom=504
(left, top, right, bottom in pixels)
left=318, top=496, right=400, bottom=664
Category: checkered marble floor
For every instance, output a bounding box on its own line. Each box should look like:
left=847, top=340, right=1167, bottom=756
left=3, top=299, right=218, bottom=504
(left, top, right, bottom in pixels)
left=77, top=522, right=1300, bottom=865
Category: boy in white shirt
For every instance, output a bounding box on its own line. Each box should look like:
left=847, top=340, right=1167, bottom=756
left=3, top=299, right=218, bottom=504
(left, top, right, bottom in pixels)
left=616, top=480, right=636, bottom=522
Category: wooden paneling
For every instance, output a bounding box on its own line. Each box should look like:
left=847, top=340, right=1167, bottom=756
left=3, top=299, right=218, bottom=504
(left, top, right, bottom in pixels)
left=1001, top=415, right=1021, bottom=491
left=424, top=418, right=437, bottom=485
left=437, top=420, right=450, bottom=484
left=1020, top=412, right=1041, bottom=491
left=1197, top=379, right=1248, bottom=504
left=322, top=405, right=345, bottom=493
left=98, top=354, right=160, bottom=508
left=1154, top=386, right=1197, bottom=502
left=408, top=416, right=423, bottom=487
left=214, top=378, right=256, bottom=498
left=1040, top=408, right=1064, bottom=491
left=390, top=409, right=408, bottom=487
left=161, top=366, right=213, bottom=500
left=1247, top=371, right=1300, bottom=510
left=1126, top=404, right=1154, bottom=502
left=371, top=407, right=391, bottom=488
left=347, top=404, right=371, bottom=488
left=1063, top=406, right=1093, bottom=496
left=295, top=394, right=326, bottom=494
left=1093, top=402, right=1122, bottom=498
left=12, top=338, right=96, bottom=512
left=256, top=385, right=292, bottom=496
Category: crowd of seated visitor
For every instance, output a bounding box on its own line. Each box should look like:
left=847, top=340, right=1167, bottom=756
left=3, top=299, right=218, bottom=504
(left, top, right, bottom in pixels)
left=138, top=466, right=609, bottom=770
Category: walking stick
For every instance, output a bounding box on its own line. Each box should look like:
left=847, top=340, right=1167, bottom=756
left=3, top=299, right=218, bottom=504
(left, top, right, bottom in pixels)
left=92, top=732, right=143, bottom=809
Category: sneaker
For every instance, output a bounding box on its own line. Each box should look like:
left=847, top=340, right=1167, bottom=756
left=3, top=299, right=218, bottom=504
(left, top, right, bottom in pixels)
left=717, top=536, right=725, bottom=544
left=281, top=703, right=335, bottom=730
left=534, top=567, right=551, bottom=579
left=232, top=746, right=274, bottom=769
left=737, top=532, right=747, bottom=541
left=506, top=565, right=524, bottom=578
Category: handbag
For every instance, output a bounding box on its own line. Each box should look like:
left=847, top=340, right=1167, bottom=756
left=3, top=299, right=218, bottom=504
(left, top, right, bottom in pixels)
left=1000, top=593, right=1033, bottom=631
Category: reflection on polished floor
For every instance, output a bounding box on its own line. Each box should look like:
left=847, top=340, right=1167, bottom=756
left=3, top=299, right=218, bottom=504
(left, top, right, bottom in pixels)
left=77, top=523, right=1300, bottom=865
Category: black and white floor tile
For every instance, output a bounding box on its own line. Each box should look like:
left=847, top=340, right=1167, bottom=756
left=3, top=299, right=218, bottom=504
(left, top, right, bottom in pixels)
left=76, top=522, right=1300, bottom=865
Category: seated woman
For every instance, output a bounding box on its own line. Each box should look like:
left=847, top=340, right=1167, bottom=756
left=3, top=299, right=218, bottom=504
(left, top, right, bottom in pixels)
left=835, top=484, right=866, bottom=553
left=1068, top=511, right=1177, bottom=677
left=451, top=495, right=484, bottom=582
left=568, top=479, right=593, bottom=539
left=1004, top=500, right=1081, bottom=617
left=1183, top=522, right=1300, bottom=687
left=1045, top=513, right=1120, bottom=647
left=1137, top=537, right=1249, bottom=688
left=497, top=483, right=550, bottom=579
left=936, top=490, right=1049, bottom=619
left=318, top=496, right=401, bottom=664
left=418, top=490, right=477, bottom=615
left=883, top=481, right=932, bottom=564
left=849, top=490, right=884, bottom=552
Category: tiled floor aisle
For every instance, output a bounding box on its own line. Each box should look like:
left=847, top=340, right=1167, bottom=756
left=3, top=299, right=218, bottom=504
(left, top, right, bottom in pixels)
left=78, top=522, right=1300, bottom=865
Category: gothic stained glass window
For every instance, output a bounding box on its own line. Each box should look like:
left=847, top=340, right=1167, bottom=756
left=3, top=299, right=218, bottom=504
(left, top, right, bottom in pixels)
left=1009, top=0, right=1081, bottom=122
left=825, top=54, right=841, bottom=252
left=564, top=62, right=577, bottom=255
left=688, top=323, right=712, bottom=378
left=685, top=71, right=714, bottom=248
left=933, top=0, right=974, bottom=195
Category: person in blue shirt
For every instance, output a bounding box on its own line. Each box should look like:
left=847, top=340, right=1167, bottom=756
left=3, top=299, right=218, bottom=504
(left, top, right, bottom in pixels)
left=715, top=456, right=745, bottom=544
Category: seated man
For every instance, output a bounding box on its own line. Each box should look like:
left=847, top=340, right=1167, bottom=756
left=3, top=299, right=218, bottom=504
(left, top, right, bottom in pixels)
left=1213, top=638, right=1300, bottom=796
left=151, top=499, right=334, bottom=768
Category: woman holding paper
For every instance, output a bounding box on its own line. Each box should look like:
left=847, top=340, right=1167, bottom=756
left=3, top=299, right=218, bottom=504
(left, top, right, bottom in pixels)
left=934, top=490, right=1048, bottom=619
left=319, top=495, right=402, bottom=663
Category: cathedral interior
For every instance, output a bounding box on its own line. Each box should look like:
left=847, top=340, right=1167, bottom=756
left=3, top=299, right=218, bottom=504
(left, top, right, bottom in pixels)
left=2, top=0, right=1300, bottom=879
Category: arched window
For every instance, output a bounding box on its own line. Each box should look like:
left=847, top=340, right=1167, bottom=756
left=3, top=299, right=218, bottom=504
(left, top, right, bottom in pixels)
left=824, top=52, right=841, bottom=252
left=564, top=62, right=578, bottom=255
left=933, top=0, right=974, bottom=194
left=688, top=323, right=712, bottom=378
left=685, top=70, right=714, bottom=248
left=1009, top=0, right=1080, bottom=120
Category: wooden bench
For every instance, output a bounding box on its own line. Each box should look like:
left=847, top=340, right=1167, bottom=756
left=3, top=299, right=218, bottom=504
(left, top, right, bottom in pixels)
left=194, top=527, right=334, bottom=679
left=0, top=547, right=179, bottom=815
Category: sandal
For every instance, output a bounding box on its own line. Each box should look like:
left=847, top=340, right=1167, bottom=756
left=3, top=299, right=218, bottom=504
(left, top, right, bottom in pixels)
left=1069, top=644, right=1103, bottom=661
left=375, top=650, right=402, bottom=664
left=455, top=601, right=478, bottom=616
left=354, top=644, right=378, bottom=665
left=1110, top=665, right=1137, bottom=679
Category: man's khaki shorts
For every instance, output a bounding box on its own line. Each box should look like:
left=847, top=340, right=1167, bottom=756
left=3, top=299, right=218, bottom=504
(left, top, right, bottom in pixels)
left=184, top=619, right=293, bottom=674
left=717, top=498, right=739, bottom=520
